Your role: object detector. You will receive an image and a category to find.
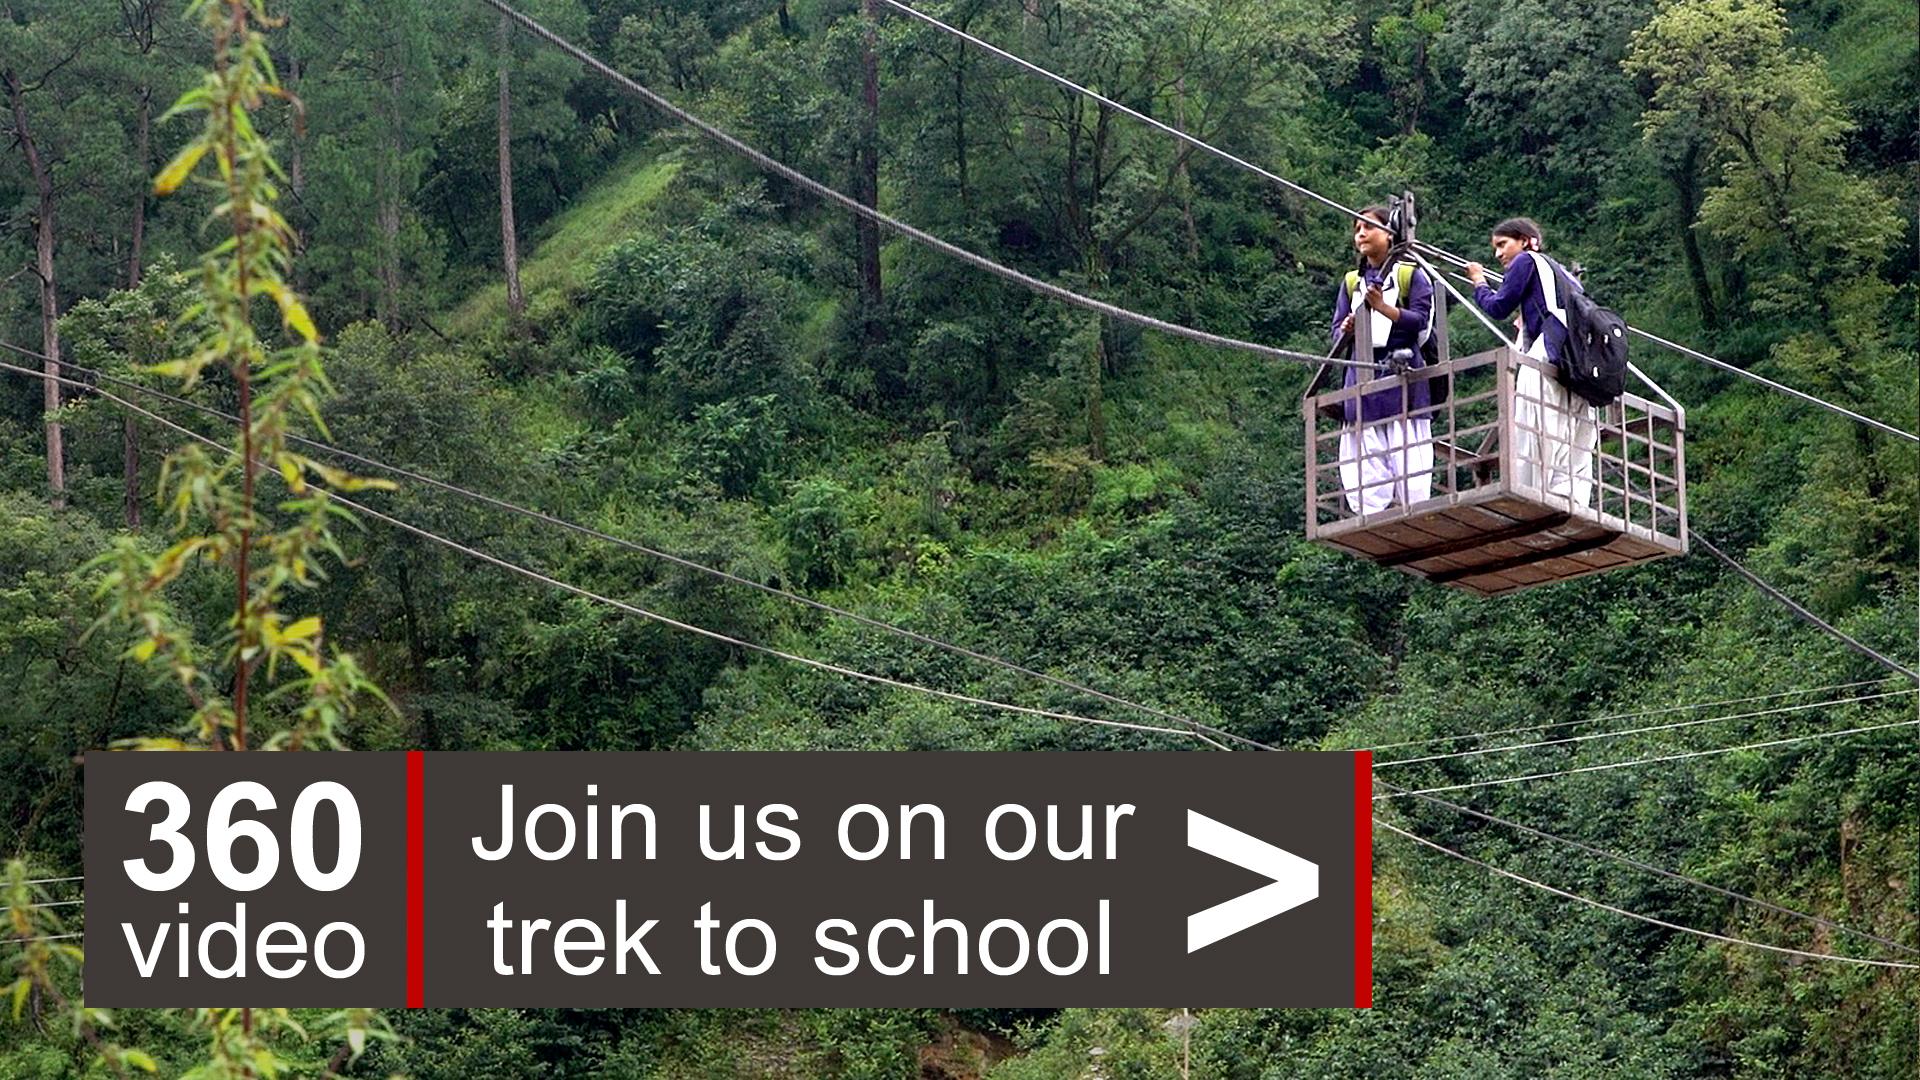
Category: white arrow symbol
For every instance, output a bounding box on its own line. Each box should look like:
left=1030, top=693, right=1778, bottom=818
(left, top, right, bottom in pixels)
left=1186, top=810, right=1319, bottom=952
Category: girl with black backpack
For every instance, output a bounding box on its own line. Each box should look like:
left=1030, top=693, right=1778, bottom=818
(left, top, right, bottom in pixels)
left=1465, top=217, right=1597, bottom=509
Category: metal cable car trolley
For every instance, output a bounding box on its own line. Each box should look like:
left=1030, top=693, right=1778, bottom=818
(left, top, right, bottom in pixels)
left=1304, top=200, right=1686, bottom=595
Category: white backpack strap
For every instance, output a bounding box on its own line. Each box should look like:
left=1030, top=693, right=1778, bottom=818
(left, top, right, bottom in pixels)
left=1532, top=251, right=1568, bottom=328
left=1359, top=264, right=1398, bottom=349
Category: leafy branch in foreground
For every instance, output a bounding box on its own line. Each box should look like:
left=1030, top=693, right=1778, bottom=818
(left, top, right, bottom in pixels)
left=94, top=0, right=392, bottom=755
left=65, top=2, right=402, bottom=1076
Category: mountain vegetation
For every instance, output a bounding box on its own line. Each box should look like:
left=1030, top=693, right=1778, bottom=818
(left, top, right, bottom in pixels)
left=0, top=0, right=1913, bottom=1074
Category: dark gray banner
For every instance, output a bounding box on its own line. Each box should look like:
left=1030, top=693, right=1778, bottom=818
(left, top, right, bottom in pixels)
left=84, top=753, right=408, bottom=1007
left=86, top=751, right=1370, bottom=1007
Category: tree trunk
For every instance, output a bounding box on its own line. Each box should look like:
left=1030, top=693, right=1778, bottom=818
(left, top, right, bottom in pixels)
left=286, top=52, right=309, bottom=293
left=123, top=416, right=141, bottom=528
left=777, top=0, right=791, bottom=35
left=396, top=554, right=427, bottom=687
left=1087, top=324, right=1107, bottom=462
left=953, top=40, right=968, bottom=211
left=1405, top=37, right=1427, bottom=136
left=7, top=70, right=63, bottom=510
left=1079, top=103, right=1117, bottom=463
left=125, top=84, right=152, bottom=528
left=377, top=65, right=404, bottom=328
left=129, top=87, right=151, bottom=287
left=498, top=13, right=524, bottom=317
left=288, top=55, right=304, bottom=201
left=1174, top=76, right=1199, bottom=266
left=1670, top=144, right=1719, bottom=331
left=856, top=0, right=883, bottom=336
left=1727, top=122, right=1832, bottom=331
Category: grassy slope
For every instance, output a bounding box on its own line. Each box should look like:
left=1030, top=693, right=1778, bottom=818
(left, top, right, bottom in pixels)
left=449, top=151, right=685, bottom=339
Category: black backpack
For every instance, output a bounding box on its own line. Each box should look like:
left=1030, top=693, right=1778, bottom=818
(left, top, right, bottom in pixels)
left=1542, top=257, right=1628, bottom=407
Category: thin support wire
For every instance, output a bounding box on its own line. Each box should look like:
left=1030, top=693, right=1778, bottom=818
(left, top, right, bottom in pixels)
left=1375, top=718, right=1920, bottom=800
left=0, top=360, right=1220, bottom=751
left=1378, top=778, right=1920, bottom=958
left=11, top=341, right=1261, bottom=753
left=1410, top=250, right=1520, bottom=353
left=1693, top=532, right=1919, bottom=683
left=1359, top=677, right=1907, bottom=753
left=1374, top=688, right=1918, bottom=768
left=1377, top=818, right=1920, bottom=970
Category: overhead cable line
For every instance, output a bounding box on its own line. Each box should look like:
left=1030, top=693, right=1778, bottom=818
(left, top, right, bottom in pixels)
left=1376, top=818, right=1920, bottom=970
left=1359, top=677, right=1906, bottom=753
left=1412, top=246, right=1919, bottom=443
left=5, top=933, right=82, bottom=945
left=10, top=341, right=1262, bottom=753
left=43, top=344, right=1906, bottom=778
left=1375, top=717, right=1920, bottom=800
left=1691, top=532, right=1919, bottom=683
left=37, top=344, right=1905, bottom=767
left=346, top=492, right=1232, bottom=748
left=1374, top=688, right=1918, bottom=769
left=476, top=0, right=1368, bottom=372
left=0, top=360, right=1223, bottom=751
left=1377, top=778, right=1920, bottom=958
left=1412, top=249, right=1522, bottom=352
left=881, top=0, right=1918, bottom=443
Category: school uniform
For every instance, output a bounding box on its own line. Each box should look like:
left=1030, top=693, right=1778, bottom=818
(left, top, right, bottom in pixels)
left=1472, top=251, right=1597, bottom=508
left=1329, top=261, right=1435, bottom=514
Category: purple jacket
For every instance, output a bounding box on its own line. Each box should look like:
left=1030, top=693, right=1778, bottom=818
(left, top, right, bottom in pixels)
left=1471, top=251, right=1571, bottom=367
left=1330, top=261, right=1434, bottom=424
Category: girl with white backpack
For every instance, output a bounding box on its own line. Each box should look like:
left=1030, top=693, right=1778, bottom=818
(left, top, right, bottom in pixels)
left=1329, top=207, right=1438, bottom=514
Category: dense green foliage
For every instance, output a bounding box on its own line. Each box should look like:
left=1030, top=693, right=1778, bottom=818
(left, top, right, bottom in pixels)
left=0, top=0, right=1913, bottom=1074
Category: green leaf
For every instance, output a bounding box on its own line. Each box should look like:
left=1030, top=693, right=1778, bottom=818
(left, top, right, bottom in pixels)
left=153, top=141, right=210, bottom=196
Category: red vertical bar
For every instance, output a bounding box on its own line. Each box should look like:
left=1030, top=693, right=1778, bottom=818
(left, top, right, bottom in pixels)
left=406, top=750, right=425, bottom=1008
left=1353, top=750, right=1372, bottom=1008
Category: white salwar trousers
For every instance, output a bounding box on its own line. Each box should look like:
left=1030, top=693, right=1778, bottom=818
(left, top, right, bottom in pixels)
left=1340, top=417, right=1433, bottom=514
left=1513, top=338, right=1597, bottom=507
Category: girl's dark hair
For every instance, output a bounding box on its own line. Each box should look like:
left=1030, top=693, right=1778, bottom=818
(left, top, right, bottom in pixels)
left=1491, top=216, right=1544, bottom=251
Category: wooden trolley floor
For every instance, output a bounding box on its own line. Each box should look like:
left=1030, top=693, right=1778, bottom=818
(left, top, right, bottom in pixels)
left=1313, top=486, right=1686, bottom=596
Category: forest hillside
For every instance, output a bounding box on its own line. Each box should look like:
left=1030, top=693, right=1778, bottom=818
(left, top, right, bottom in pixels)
left=0, top=0, right=1914, bottom=1075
